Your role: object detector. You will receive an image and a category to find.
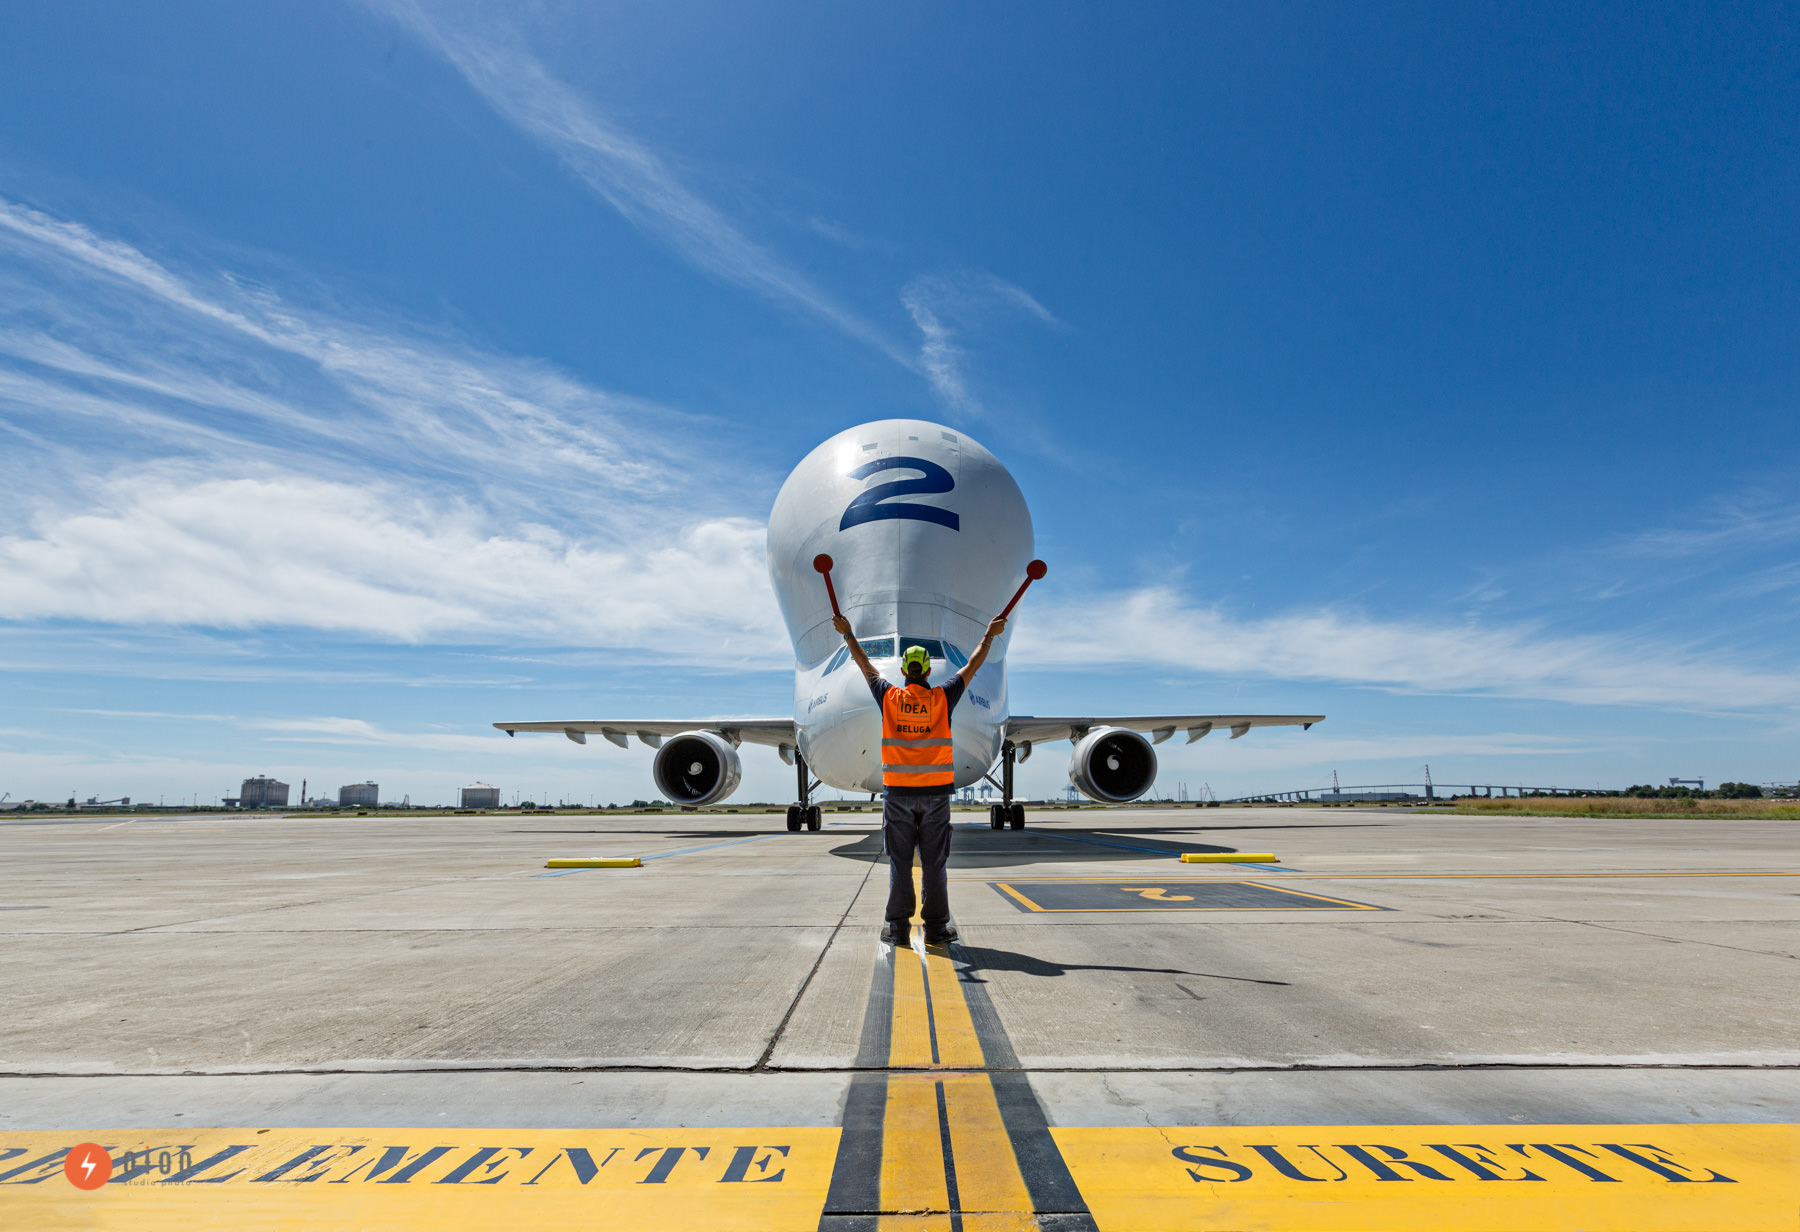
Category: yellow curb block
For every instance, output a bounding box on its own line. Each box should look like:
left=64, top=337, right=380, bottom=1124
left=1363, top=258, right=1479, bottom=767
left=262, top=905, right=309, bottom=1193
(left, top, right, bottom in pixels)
left=1180, top=852, right=1279, bottom=863
left=545, top=857, right=642, bottom=868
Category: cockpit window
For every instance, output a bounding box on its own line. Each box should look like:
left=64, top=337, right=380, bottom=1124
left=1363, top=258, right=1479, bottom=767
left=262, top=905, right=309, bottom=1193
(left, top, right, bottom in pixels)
left=896, top=637, right=967, bottom=666
left=836, top=636, right=963, bottom=668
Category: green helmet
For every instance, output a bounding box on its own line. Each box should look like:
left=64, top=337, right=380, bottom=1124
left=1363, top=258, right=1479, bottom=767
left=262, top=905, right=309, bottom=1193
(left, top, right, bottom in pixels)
left=901, top=644, right=931, bottom=677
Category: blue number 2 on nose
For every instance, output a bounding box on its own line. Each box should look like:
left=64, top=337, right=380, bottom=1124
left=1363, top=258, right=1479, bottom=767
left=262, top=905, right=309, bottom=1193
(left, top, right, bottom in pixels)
left=839, top=456, right=960, bottom=531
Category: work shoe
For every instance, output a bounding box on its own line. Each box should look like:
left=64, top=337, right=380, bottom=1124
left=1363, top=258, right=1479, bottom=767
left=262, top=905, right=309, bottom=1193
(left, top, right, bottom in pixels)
left=923, top=921, right=959, bottom=945
left=879, top=921, right=910, bottom=946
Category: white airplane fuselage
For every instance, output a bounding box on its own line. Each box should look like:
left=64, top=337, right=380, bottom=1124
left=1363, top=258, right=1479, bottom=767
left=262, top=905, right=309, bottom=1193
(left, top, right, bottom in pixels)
left=767, top=419, right=1031, bottom=794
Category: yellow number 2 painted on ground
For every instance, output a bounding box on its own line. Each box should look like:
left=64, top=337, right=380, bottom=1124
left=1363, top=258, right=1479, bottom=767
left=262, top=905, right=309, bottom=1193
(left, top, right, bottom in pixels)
left=1119, top=887, right=1195, bottom=901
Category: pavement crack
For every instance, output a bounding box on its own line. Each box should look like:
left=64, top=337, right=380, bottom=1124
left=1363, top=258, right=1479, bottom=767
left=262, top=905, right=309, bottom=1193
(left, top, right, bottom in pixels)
left=1555, top=917, right=1799, bottom=961
left=753, top=848, right=878, bottom=1071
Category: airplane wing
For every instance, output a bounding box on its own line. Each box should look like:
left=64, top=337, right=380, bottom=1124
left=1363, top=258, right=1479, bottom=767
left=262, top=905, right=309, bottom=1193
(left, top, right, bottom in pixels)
left=1004, top=714, right=1324, bottom=745
left=494, top=720, right=798, bottom=751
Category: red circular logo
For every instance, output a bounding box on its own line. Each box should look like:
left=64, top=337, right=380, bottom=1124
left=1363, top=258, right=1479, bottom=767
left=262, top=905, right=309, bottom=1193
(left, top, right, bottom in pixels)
left=64, top=1143, right=112, bottom=1190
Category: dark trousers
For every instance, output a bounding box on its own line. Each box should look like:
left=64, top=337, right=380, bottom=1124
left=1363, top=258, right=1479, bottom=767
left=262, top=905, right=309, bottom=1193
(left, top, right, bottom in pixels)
left=882, top=792, right=953, bottom=925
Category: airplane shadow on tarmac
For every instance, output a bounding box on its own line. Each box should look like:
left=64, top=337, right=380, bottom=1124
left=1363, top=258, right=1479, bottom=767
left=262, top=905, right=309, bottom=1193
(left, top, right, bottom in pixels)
left=825, top=825, right=1344, bottom=868
left=949, top=945, right=1291, bottom=986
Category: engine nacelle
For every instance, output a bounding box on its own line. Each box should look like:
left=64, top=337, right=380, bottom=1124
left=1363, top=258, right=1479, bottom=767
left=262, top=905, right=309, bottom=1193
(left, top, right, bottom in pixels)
left=1068, top=726, right=1158, bottom=803
left=652, top=730, right=743, bottom=807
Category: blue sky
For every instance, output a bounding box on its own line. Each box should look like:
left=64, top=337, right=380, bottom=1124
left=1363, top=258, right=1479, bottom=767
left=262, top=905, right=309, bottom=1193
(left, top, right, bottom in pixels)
left=2, top=1, right=1797, bottom=806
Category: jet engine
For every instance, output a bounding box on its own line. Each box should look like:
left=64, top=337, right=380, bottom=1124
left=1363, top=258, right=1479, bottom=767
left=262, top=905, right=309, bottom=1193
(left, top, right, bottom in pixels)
left=652, top=730, right=743, bottom=807
left=1068, top=726, right=1158, bottom=803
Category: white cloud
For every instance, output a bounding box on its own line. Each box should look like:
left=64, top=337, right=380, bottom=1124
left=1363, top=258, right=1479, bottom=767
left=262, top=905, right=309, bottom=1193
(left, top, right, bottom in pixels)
left=367, top=0, right=908, bottom=365
left=0, top=197, right=794, bottom=660
left=3, top=200, right=1793, bottom=718
left=1017, top=585, right=1800, bottom=712
left=0, top=470, right=786, bottom=655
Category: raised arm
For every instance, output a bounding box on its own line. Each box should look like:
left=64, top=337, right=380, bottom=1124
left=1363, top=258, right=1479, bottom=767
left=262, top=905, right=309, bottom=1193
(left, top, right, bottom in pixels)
left=958, top=616, right=1007, bottom=683
left=833, top=614, right=883, bottom=685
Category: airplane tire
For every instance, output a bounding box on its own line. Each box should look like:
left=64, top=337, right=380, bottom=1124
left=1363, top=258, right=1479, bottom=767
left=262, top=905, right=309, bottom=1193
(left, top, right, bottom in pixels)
left=806, top=805, right=822, bottom=831
left=988, top=805, right=1004, bottom=830
left=785, top=805, right=803, bottom=832
left=1009, top=804, right=1026, bottom=830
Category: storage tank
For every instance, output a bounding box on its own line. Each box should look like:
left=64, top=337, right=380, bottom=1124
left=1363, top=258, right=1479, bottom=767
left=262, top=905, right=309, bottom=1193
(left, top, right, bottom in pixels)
left=239, top=776, right=289, bottom=808
left=338, top=782, right=379, bottom=807
left=460, top=783, right=500, bottom=809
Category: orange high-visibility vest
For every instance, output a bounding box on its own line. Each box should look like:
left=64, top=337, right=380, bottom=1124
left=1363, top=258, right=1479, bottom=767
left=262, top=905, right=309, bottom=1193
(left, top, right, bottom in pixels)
left=881, top=683, right=955, bottom=789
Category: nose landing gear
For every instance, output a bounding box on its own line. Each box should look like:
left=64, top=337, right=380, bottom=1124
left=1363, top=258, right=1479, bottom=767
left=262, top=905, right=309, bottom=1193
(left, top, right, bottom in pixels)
left=787, top=751, right=823, bottom=831
left=986, top=741, right=1026, bottom=830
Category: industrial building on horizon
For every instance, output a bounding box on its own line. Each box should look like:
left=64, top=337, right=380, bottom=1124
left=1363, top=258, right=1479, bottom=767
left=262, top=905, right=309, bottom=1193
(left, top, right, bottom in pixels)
left=460, top=783, right=500, bottom=809
left=338, top=782, right=379, bottom=807
left=228, top=776, right=289, bottom=809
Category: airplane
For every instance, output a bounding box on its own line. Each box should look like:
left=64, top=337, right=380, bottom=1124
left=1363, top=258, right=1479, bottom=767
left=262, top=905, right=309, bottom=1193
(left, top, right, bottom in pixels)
left=496, top=418, right=1322, bottom=831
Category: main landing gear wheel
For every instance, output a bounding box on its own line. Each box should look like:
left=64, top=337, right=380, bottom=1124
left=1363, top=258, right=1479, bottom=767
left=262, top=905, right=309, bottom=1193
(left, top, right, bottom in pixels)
left=988, top=804, right=1005, bottom=830
left=806, top=805, right=823, bottom=831
left=785, top=805, right=803, bottom=832
left=1009, top=803, right=1026, bottom=830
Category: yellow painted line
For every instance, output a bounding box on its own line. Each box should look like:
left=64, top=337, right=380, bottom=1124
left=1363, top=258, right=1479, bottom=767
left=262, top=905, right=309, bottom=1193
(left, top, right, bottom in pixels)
left=921, top=950, right=985, bottom=1069
left=991, top=882, right=1045, bottom=911
left=0, top=1127, right=839, bottom=1231
left=879, top=1076, right=952, bottom=1229
left=940, top=1074, right=1034, bottom=1220
left=890, top=942, right=936, bottom=1067
left=544, top=857, right=641, bottom=868
left=869, top=860, right=1037, bottom=1227
left=1235, top=883, right=1382, bottom=909
left=953, top=871, right=1799, bottom=882
left=1055, top=1122, right=1800, bottom=1231
left=1181, top=852, right=1278, bottom=863
left=988, top=882, right=1380, bottom=913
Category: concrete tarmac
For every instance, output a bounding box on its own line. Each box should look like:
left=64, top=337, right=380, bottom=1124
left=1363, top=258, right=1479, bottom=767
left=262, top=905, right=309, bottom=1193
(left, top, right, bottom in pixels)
left=3, top=805, right=1796, bottom=1230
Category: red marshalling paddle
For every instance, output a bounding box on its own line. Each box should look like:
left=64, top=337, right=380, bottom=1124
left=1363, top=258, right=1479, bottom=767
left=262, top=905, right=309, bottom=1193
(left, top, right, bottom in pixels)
left=997, top=559, right=1048, bottom=619
left=812, top=554, right=842, bottom=617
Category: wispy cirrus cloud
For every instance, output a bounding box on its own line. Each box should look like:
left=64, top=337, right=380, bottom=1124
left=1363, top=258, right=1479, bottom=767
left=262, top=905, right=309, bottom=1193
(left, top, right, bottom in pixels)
left=1616, top=494, right=1800, bottom=560
left=367, top=0, right=910, bottom=367
left=3, top=199, right=1793, bottom=715
left=901, top=271, right=1059, bottom=417
left=0, top=197, right=784, bottom=658
left=0, top=199, right=696, bottom=514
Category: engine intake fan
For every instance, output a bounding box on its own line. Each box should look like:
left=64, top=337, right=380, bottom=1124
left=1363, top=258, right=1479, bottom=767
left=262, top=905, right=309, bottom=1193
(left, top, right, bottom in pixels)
left=652, top=730, right=743, bottom=807
left=1068, top=726, right=1157, bottom=803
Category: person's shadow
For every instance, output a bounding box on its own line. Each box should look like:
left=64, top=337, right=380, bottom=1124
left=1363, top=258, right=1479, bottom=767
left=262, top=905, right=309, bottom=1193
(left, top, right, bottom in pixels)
left=949, top=945, right=1288, bottom=986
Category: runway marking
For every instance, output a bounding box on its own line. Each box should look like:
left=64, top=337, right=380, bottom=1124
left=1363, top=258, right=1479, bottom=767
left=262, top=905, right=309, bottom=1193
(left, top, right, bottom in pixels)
left=0, top=1128, right=841, bottom=1230
left=1055, top=1123, right=1800, bottom=1231
left=954, top=871, right=1798, bottom=882
left=8, top=1122, right=1799, bottom=1231
left=817, top=859, right=1097, bottom=1230
left=990, top=880, right=1382, bottom=913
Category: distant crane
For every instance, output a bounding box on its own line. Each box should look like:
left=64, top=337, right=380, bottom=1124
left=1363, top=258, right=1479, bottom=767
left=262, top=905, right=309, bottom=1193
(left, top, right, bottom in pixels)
left=1668, top=777, right=1705, bottom=791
